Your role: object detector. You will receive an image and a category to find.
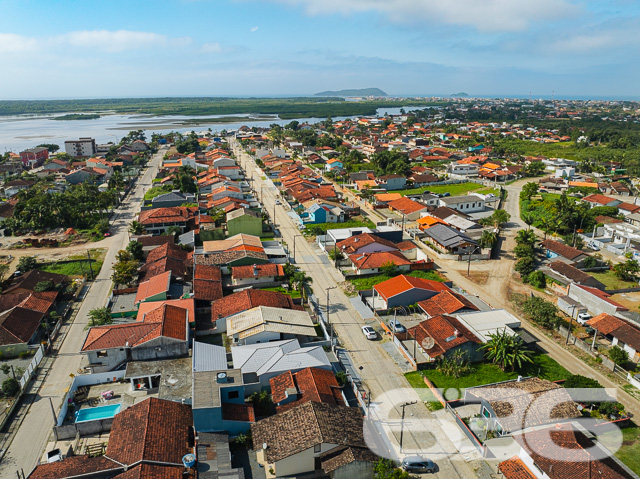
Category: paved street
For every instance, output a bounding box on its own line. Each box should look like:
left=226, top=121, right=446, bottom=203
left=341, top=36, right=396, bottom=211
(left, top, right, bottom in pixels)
left=232, top=141, right=488, bottom=478
left=0, top=147, right=166, bottom=478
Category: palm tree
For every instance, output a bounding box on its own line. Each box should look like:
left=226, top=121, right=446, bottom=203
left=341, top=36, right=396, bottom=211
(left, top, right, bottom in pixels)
left=129, top=221, right=146, bottom=235
left=292, top=271, right=313, bottom=301
left=516, top=229, right=537, bottom=247
left=479, top=230, right=498, bottom=249
left=480, top=328, right=533, bottom=372
left=522, top=212, right=534, bottom=230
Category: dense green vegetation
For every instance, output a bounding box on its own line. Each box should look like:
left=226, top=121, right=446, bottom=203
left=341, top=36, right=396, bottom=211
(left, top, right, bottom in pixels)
left=349, top=270, right=444, bottom=291
left=52, top=113, right=100, bottom=120
left=0, top=97, right=446, bottom=119
left=303, top=218, right=375, bottom=236
left=38, top=250, right=105, bottom=277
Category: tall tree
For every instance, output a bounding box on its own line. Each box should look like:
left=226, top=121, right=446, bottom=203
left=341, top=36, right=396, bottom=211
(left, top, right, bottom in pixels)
left=480, top=328, right=533, bottom=372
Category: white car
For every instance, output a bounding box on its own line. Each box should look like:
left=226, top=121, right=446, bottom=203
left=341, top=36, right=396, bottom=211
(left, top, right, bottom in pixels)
left=577, top=313, right=592, bottom=325
left=362, top=325, right=377, bottom=340
left=587, top=242, right=600, bottom=251
left=275, top=199, right=281, bottom=205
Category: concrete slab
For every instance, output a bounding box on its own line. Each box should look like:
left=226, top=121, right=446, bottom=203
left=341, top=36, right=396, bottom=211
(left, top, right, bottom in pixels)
left=350, top=297, right=374, bottom=320
left=381, top=342, right=413, bottom=373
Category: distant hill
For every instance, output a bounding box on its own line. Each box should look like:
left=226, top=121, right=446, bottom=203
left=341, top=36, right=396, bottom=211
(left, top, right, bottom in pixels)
left=450, top=92, right=469, bottom=98
left=314, top=88, right=388, bottom=97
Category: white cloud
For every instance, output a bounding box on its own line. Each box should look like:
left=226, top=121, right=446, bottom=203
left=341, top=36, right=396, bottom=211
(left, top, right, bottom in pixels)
left=548, top=23, right=640, bottom=54
left=58, top=30, right=191, bottom=53
left=0, top=33, right=38, bottom=54
left=250, top=26, right=259, bottom=32
left=273, top=0, right=579, bottom=32
left=202, top=42, right=223, bottom=53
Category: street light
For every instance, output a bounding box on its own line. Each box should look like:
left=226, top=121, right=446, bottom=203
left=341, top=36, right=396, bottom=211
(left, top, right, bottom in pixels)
left=566, top=304, right=577, bottom=345
left=399, top=400, right=417, bottom=452
left=326, top=286, right=337, bottom=349
left=292, top=234, right=302, bottom=263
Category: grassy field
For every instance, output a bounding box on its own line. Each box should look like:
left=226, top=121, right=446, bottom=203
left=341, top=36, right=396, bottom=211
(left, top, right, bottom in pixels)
left=590, top=270, right=639, bottom=290
left=303, top=218, right=375, bottom=236
left=405, top=353, right=570, bottom=397
left=38, top=249, right=106, bottom=277
left=261, top=286, right=301, bottom=298
left=599, top=423, right=640, bottom=475
left=395, top=182, right=484, bottom=197
left=349, top=270, right=445, bottom=291
left=144, top=185, right=172, bottom=200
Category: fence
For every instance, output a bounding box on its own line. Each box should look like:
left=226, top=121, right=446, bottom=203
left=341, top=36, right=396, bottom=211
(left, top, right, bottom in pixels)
left=18, top=344, right=44, bottom=390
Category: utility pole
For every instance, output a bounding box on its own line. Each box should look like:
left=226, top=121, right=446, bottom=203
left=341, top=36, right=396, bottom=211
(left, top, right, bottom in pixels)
left=399, top=400, right=417, bottom=452
left=326, top=286, right=337, bottom=349
left=467, top=245, right=480, bottom=277
left=592, top=328, right=598, bottom=351
left=566, top=305, right=577, bottom=345
left=292, top=235, right=301, bottom=263
left=87, top=250, right=94, bottom=280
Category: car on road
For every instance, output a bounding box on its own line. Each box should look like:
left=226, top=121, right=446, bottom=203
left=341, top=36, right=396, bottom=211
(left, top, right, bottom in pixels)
left=401, top=457, right=436, bottom=473
left=362, top=325, right=377, bottom=340
left=587, top=242, right=600, bottom=251
left=388, top=319, right=406, bottom=333
left=275, top=199, right=281, bottom=205
left=577, top=313, right=592, bottom=324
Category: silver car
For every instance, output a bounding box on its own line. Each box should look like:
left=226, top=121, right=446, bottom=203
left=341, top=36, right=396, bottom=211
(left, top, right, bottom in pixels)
left=362, top=325, right=377, bottom=340
left=401, top=457, right=436, bottom=473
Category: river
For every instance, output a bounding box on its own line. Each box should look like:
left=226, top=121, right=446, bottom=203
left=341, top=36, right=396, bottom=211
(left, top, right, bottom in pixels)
left=0, top=106, right=425, bottom=153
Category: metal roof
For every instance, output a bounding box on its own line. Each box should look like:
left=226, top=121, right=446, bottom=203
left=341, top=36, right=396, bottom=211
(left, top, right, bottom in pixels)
left=193, top=340, right=228, bottom=372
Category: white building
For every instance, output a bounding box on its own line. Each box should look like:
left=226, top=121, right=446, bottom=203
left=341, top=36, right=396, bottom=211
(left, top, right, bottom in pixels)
left=65, top=137, right=97, bottom=157
left=439, top=194, right=486, bottom=213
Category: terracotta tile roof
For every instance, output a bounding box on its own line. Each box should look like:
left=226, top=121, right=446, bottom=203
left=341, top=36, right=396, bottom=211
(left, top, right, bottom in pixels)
left=139, top=244, right=192, bottom=282
left=512, top=425, right=636, bottom=479
left=586, top=313, right=627, bottom=335
left=349, top=251, right=411, bottom=270
left=135, top=271, right=171, bottom=304
left=111, top=463, right=193, bottom=479
left=0, top=292, right=29, bottom=312
left=138, top=206, right=198, bottom=225
left=27, top=456, right=121, bottom=479
left=136, top=235, right=175, bottom=248
left=468, top=378, right=581, bottom=433
left=573, top=284, right=628, bottom=311
left=374, top=274, right=449, bottom=301
left=594, top=215, right=623, bottom=225
left=541, top=239, right=587, bottom=260
left=396, top=240, right=417, bottom=251
left=418, top=290, right=479, bottom=317
left=195, top=250, right=268, bottom=267
left=18, top=290, right=58, bottom=314
left=4, top=270, right=67, bottom=294
left=211, top=289, right=300, bottom=321
left=251, top=402, right=366, bottom=463
left=548, top=261, right=603, bottom=287
left=374, top=193, right=402, bottom=202
left=0, top=306, right=45, bottom=346
left=430, top=206, right=470, bottom=220
left=137, top=298, right=195, bottom=325
left=408, top=314, right=480, bottom=358
left=320, top=446, right=379, bottom=474
left=270, top=367, right=345, bottom=412
left=105, top=398, right=194, bottom=466
left=232, top=263, right=285, bottom=279
left=193, top=279, right=223, bottom=302
left=194, top=264, right=222, bottom=281
left=583, top=193, right=618, bottom=205
left=336, top=233, right=398, bottom=255
left=498, top=456, right=536, bottom=479
left=221, top=402, right=256, bottom=423
left=388, top=196, right=427, bottom=215
left=617, top=202, right=640, bottom=213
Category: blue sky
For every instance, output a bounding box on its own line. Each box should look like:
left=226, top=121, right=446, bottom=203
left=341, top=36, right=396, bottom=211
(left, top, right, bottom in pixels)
left=1, top=0, right=639, bottom=99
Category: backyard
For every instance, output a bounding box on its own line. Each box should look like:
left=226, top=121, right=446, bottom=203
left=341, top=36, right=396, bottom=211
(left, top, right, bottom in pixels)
left=394, top=182, right=488, bottom=197
left=303, top=217, right=375, bottom=236
left=405, top=353, right=571, bottom=399
left=37, top=248, right=106, bottom=278
left=349, top=270, right=446, bottom=291
left=260, top=286, right=301, bottom=298
left=143, top=185, right=173, bottom=201
left=590, top=270, right=639, bottom=290
left=598, top=423, right=640, bottom=475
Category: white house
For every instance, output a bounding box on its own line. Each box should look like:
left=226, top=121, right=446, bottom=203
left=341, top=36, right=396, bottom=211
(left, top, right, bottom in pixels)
left=439, top=194, right=486, bottom=213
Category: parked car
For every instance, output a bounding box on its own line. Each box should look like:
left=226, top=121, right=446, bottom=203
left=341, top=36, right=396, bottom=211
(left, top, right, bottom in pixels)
left=275, top=199, right=281, bottom=205
left=577, top=313, right=592, bottom=325
left=388, top=319, right=406, bottom=333
left=441, top=192, right=451, bottom=197
left=401, top=457, right=436, bottom=473
left=362, top=325, right=377, bottom=340
left=587, top=242, right=600, bottom=251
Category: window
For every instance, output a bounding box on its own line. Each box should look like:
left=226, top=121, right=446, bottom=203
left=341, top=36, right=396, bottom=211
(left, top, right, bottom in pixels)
left=482, top=407, right=491, bottom=418
left=227, top=391, right=239, bottom=400
left=97, top=350, right=108, bottom=358
left=314, top=444, right=322, bottom=453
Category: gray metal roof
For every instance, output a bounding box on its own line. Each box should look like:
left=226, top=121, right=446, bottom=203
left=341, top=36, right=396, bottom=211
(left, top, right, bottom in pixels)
left=422, top=223, right=476, bottom=248
left=193, top=340, right=228, bottom=372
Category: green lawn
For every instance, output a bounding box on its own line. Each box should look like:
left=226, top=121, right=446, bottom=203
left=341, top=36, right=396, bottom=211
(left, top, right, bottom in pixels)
left=38, top=249, right=105, bottom=277
left=405, top=353, right=570, bottom=398
left=589, top=270, right=639, bottom=290
left=395, top=182, right=484, bottom=197
left=144, top=185, right=173, bottom=200
left=599, top=424, right=640, bottom=476
left=304, top=218, right=375, bottom=236
left=349, top=270, right=445, bottom=291
left=261, top=287, right=301, bottom=298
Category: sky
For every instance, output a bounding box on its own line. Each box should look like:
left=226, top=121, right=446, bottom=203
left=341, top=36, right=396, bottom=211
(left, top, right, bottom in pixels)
left=1, top=0, right=639, bottom=100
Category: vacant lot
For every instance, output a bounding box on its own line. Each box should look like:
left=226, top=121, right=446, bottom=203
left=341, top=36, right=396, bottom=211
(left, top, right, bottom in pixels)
left=396, top=182, right=484, bottom=197
left=37, top=248, right=107, bottom=277
left=349, top=270, right=446, bottom=291
left=610, top=291, right=640, bottom=311
left=590, top=270, right=639, bottom=290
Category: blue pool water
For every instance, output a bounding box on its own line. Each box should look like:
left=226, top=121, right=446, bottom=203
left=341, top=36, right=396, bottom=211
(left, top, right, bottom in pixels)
left=75, top=404, right=121, bottom=423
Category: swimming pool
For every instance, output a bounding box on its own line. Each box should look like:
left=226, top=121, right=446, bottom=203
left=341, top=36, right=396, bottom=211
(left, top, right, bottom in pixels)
left=75, top=404, right=121, bottom=423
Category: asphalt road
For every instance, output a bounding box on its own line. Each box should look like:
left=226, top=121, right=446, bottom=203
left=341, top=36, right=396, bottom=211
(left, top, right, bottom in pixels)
left=0, top=147, right=166, bottom=478
left=231, top=141, right=486, bottom=478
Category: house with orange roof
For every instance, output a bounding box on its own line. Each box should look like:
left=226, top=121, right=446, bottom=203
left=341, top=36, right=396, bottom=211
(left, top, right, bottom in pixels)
left=369, top=274, right=450, bottom=310
left=387, top=197, right=429, bottom=220
left=408, top=314, right=483, bottom=362
left=347, top=250, right=412, bottom=276
left=137, top=206, right=199, bottom=235
left=417, top=215, right=448, bottom=231
left=134, top=271, right=172, bottom=305
left=270, top=367, right=345, bottom=413
left=81, top=302, right=189, bottom=372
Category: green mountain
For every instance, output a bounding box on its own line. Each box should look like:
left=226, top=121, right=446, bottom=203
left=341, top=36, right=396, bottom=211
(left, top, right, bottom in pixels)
left=450, top=92, right=469, bottom=98
left=314, top=88, right=388, bottom=97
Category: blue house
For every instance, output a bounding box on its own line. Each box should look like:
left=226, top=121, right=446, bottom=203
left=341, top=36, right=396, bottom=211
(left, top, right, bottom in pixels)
left=325, top=158, right=343, bottom=171
left=303, top=202, right=344, bottom=224
left=191, top=342, right=261, bottom=435
left=468, top=144, right=484, bottom=152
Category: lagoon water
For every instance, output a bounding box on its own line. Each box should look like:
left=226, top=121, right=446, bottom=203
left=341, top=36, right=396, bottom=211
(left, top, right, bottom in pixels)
left=0, top=106, right=421, bottom=153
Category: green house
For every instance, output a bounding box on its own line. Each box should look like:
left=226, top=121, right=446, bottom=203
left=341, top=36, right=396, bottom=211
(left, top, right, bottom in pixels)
left=226, top=208, right=262, bottom=237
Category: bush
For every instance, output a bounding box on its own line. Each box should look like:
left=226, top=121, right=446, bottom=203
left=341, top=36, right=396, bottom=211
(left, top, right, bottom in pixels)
left=608, top=346, right=629, bottom=366
left=527, top=271, right=547, bottom=289
left=17, top=256, right=37, bottom=272
left=335, top=370, right=348, bottom=387
left=515, top=256, right=536, bottom=278
left=520, top=296, right=561, bottom=329
left=2, top=377, right=19, bottom=397
left=34, top=280, right=55, bottom=292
